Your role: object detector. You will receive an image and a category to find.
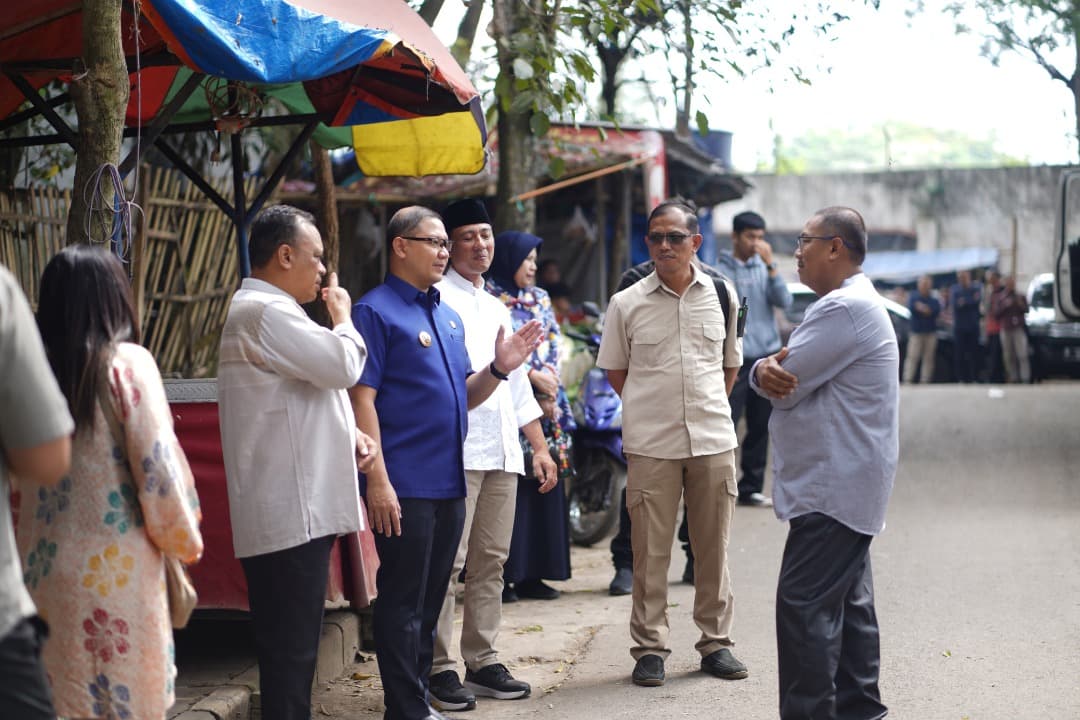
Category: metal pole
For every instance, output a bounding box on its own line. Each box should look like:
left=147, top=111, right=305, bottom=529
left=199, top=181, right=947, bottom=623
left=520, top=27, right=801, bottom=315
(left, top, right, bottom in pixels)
left=232, top=133, right=250, bottom=278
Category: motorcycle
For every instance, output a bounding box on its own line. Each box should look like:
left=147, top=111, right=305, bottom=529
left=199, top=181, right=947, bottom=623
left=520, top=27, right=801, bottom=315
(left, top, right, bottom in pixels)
left=565, top=304, right=626, bottom=547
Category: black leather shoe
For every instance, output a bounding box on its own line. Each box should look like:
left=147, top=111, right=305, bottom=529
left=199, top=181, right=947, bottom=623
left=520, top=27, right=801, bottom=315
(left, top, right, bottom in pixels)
left=514, top=579, right=560, bottom=600
left=502, top=582, right=518, bottom=604
left=632, top=654, right=665, bottom=686
left=609, top=567, right=632, bottom=596
left=700, top=648, right=748, bottom=679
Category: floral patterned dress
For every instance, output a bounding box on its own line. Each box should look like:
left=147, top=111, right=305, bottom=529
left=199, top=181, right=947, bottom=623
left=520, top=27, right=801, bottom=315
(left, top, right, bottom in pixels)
left=485, top=281, right=574, bottom=583
left=16, top=342, right=203, bottom=720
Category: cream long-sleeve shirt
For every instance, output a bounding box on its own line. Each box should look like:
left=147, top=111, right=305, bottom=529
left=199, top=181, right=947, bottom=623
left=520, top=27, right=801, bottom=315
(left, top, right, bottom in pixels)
left=218, top=278, right=367, bottom=558
left=437, top=268, right=542, bottom=475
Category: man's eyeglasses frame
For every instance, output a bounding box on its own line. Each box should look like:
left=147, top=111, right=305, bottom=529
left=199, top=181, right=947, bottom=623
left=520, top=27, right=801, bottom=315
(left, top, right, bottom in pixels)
left=400, top=235, right=453, bottom=251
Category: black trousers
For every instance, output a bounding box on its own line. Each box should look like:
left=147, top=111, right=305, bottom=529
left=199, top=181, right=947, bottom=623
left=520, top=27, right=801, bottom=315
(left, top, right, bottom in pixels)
left=373, top=497, right=465, bottom=720
left=0, top=616, right=54, bottom=720
left=954, top=329, right=981, bottom=383
left=729, top=357, right=773, bottom=498
left=241, top=534, right=336, bottom=720
left=611, top=487, right=692, bottom=570
left=776, top=513, right=887, bottom=720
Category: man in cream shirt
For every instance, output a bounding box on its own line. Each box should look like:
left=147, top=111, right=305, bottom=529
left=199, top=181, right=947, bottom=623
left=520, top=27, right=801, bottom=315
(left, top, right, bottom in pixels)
left=218, top=205, right=376, bottom=720
left=428, top=199, right=557, bottom=712
left=597, top=198, right=747, bottom=689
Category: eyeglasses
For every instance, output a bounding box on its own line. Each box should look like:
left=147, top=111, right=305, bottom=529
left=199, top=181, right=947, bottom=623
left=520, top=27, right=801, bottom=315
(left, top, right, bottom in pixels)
left=645, top=232, right=692, bottom=246
left=795, top=234, right=837, bottom=250
left=401, top=235, right=453, bottom=251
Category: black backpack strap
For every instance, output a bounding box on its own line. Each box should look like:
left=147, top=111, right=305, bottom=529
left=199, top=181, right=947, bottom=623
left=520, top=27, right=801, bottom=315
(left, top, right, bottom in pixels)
left=711, top=276, right=731, bottom=327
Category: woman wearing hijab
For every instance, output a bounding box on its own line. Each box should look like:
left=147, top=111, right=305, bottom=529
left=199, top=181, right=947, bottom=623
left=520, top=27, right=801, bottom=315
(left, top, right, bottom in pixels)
left=485, top=231, right=573, bottom=601
left=18, top=245, right=203, bottom=719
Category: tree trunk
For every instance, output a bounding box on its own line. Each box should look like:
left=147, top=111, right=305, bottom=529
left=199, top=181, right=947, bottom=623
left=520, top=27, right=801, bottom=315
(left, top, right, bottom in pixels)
left=452, top=0, right=487, bottom=69
left=492, top=0, right=537, bottom=232
left=66, top=0, right=129, bottom=245
left=309, top=141, right=339, bottom=272
left=676, top=0, right=693, bottom=138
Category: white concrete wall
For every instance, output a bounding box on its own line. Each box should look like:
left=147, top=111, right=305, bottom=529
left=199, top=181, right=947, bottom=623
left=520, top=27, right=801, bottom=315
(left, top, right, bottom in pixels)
left=713, top=165, right=1074, bottom=287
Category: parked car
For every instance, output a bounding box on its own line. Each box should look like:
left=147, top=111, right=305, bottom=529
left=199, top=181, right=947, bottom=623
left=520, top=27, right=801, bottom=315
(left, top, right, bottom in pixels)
left=1025, top=273, right=1080, bottom=379
left=778, top=282, right=910, bottom=378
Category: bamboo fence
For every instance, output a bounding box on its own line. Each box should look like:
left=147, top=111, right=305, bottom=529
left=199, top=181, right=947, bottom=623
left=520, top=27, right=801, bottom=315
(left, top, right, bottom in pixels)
left=0, top=167, right=256, bottom=377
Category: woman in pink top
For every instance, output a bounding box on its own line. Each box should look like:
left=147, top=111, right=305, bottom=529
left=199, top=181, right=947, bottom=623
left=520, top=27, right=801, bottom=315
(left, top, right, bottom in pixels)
left=17, top=245, right=203, bottom=719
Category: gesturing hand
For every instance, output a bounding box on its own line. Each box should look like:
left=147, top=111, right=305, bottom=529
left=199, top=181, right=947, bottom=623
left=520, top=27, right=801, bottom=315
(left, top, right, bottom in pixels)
left=755, top=347, right=798, bottom=399
left=322, top=272, right=352, bottom=326
left=493, top=320, right=544, bottom=375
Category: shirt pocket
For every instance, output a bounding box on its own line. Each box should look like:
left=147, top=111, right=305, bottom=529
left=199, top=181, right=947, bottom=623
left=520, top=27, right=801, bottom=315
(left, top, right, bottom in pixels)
left=631, top=330, right=668, bottom=369
left=699, top=323, right=726, bottom=363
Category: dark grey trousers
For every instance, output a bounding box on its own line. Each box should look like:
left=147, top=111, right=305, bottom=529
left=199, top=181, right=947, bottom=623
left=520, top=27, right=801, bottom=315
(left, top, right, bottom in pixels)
left=776, top=512, right=888, bottom=720
left=0, top=616, right=54, bottom=720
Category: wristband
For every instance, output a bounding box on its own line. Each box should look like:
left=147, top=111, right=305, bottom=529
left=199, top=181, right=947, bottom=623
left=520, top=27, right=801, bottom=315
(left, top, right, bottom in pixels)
left=489, top=360, right=510, bottom=381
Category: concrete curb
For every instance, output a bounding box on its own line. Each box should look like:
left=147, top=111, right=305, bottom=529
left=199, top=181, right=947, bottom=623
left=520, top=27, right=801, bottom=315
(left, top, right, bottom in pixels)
left=172, top=686, right=250, bottom=720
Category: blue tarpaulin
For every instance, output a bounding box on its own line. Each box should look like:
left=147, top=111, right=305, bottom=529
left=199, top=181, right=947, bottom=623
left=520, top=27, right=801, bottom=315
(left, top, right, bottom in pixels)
left=862, top=247, right=1000, bottom=285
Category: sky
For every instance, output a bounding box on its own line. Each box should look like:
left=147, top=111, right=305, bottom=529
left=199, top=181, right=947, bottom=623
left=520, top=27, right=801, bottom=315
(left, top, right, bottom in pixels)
left=431, top=1, right=1078, bottom=173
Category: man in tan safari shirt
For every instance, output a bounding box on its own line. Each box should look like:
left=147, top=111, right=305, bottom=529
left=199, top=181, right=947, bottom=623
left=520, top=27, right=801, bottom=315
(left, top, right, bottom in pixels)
left=596, top=198, right=747, bottom=688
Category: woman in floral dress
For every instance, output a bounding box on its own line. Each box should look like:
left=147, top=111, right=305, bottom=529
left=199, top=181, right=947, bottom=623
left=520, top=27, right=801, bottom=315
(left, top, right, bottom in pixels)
left=486, top=231, right=574, bottom=600
left=17, top=245, right=203, bottom=719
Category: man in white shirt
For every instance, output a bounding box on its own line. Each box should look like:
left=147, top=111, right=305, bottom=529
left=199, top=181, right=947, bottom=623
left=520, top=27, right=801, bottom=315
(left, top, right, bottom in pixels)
left=218, top=205, right=376, bottom=720
left=428, top=200, right=558, bottom=711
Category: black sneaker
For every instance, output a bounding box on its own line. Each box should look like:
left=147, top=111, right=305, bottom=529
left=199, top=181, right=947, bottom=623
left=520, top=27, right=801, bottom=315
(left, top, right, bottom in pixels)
left=609, top=567, right=633, bottom=596
left=632, top=654, right=665, bottom=686
left=700, top=648, right=748, bottom=679
left=429, top=670, right=476, bottom=711
left=464, top=663, right=531, bottom=700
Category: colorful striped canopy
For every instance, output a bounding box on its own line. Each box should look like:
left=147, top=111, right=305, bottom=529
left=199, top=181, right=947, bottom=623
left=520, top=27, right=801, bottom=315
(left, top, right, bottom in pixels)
left=0, top=0, right=487, bottom=176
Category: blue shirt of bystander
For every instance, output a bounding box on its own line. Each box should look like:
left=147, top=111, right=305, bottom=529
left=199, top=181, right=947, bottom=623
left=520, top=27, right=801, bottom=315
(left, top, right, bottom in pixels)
left=950, top=282, right=982, bottom=334
left=907, top=291, right=941, bottom=334
left=352, top=274, right=471, bottom=499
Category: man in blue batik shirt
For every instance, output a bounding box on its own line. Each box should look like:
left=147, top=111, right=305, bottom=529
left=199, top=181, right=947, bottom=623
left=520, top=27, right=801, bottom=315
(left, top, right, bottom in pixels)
left=349, top=206, right=542, bottom=720
left=715, top=211, right=792, bottom=507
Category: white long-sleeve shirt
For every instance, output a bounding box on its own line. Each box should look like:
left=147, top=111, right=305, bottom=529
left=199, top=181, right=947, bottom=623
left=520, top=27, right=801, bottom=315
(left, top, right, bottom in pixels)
left=437, top=268, right=542, bottom=474
left=218, top=278, right=367, bottom=558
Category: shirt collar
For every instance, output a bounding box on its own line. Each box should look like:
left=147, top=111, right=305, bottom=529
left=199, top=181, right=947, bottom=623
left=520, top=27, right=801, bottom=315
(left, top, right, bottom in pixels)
left=445, top=266, right=483, bottom=293
left=241, top=277, right=299, bottom=306
left=385, top=272, right=441, bottom=307
left=642, top=263, right=712, bottom=295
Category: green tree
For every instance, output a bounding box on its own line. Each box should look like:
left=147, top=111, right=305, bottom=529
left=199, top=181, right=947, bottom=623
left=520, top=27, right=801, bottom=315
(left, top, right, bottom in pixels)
left=943, top=0, right=1080, bottom=162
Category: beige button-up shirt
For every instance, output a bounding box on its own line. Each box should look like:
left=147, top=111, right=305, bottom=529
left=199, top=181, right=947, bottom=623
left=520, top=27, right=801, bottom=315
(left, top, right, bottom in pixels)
left=218, top=278, right=367, bottom=558
left=597, top=266, right=742, bottom=459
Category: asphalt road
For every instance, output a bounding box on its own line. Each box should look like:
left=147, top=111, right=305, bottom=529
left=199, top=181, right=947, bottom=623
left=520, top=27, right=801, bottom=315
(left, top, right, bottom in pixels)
left=312, top=383, right=1080, bottom=719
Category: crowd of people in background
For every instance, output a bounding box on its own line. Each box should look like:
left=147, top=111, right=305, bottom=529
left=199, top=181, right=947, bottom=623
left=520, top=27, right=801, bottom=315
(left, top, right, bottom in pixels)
left=900, top=268, right=1032, bottom=384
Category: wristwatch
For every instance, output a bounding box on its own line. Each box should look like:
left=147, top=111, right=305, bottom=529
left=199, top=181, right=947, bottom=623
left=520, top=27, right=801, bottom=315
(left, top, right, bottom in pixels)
left=767, top=262, right=778, bottom=272
left=489, top=361, right=510, bottom=381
